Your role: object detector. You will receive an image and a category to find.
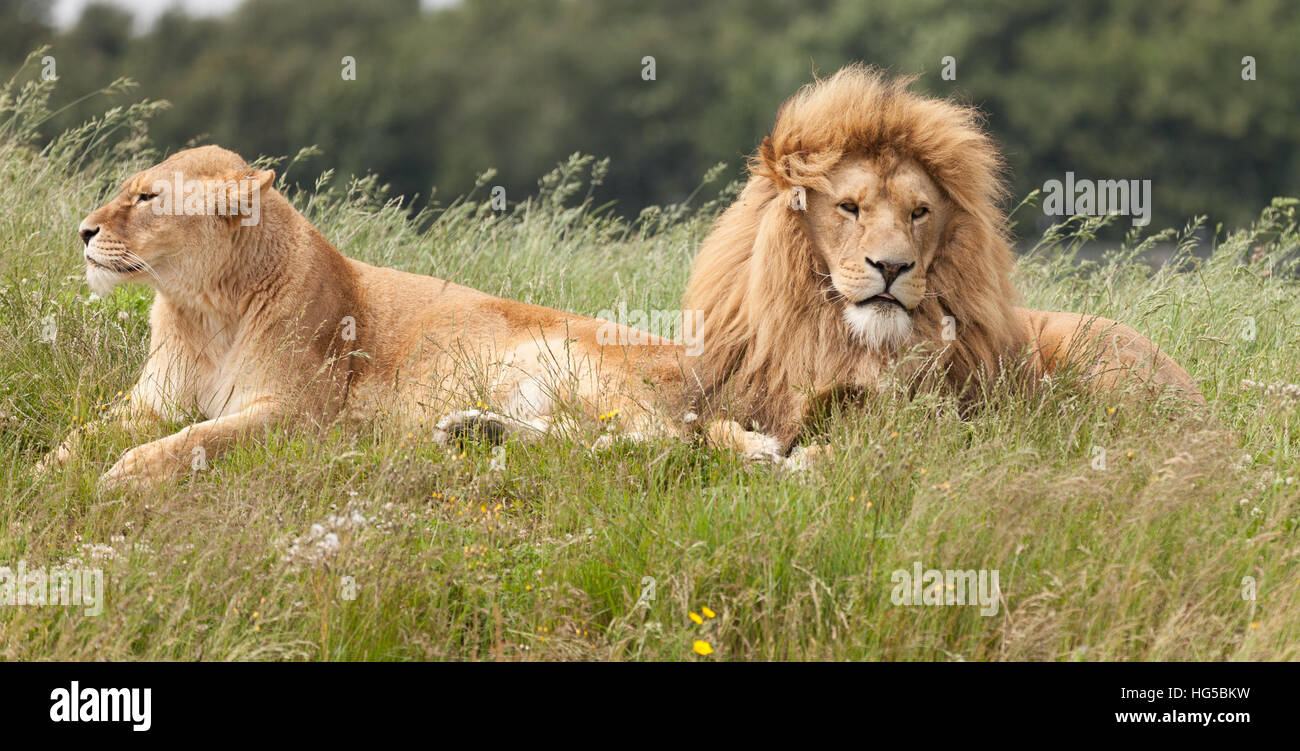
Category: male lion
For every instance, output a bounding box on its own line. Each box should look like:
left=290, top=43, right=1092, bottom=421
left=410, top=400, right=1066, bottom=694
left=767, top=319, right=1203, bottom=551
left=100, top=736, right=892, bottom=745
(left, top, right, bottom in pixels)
left=683, top=65, right=1202, bottom=446
left=42, top=146, right=776, bottom=489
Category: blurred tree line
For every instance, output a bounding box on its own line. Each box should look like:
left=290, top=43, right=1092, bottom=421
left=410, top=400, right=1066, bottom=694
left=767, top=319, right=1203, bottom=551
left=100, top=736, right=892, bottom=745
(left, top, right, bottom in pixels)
left=2, top=0, right=1297, bottom=230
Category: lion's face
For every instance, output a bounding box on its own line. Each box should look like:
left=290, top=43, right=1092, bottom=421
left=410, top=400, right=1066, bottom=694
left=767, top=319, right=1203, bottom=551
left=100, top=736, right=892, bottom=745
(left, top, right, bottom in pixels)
left=77, top=146, right=270, bottom=296
left=803, top=153, right=951, bottom=350
left=683, top=66, right=1025, bottom=437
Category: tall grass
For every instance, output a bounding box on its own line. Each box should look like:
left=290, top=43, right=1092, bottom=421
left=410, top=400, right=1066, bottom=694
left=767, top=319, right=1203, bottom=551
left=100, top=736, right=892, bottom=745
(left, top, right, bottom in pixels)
left=1, top=55, right=1297, bottom=661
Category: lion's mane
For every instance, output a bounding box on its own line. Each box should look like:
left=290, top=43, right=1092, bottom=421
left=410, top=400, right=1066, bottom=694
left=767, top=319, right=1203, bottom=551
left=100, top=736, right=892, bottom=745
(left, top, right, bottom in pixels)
left=682, top=65, right=1026, bottom=441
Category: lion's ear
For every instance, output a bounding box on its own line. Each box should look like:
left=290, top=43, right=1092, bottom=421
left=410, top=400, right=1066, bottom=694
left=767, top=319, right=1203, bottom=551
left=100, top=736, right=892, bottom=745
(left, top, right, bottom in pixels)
left=757, top=137, right=781, bottom=182
left=757, top=136, right=800, bottom=189
left=755, top=139, right=835, bottom=194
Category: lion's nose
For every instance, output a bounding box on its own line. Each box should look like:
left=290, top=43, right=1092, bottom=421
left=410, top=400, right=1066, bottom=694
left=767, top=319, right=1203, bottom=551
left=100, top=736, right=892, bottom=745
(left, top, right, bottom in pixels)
left=79, top=225, right=100, bottom=246
left=868, top=258, right=915, bottom=288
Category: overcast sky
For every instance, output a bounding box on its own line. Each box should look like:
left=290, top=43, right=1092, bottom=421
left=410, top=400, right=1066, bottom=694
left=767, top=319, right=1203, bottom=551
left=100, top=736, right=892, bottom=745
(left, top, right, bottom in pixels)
left=51, top=0, right=238, bottom=29
left=51, top=0, right=457, bottom=30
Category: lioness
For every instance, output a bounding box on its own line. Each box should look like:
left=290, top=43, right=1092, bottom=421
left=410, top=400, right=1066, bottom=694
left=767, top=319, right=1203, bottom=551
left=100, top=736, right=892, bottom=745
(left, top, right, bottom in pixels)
left=43, top=146, right=774, bottom=489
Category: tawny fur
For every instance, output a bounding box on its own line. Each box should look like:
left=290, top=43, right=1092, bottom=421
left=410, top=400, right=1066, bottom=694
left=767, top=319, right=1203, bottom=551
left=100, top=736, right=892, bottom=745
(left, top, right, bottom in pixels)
left=683, top=65, right=1202, bottom=445
left=44, top=146, right=784, bottom=489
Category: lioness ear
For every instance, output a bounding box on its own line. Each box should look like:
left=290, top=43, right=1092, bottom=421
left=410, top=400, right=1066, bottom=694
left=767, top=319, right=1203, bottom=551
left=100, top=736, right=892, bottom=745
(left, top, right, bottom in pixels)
left=225, top=168, right=275, bottom=193
left=221, top=169, right=275, bottom=227
left=251, top=168, right=275, bottom=191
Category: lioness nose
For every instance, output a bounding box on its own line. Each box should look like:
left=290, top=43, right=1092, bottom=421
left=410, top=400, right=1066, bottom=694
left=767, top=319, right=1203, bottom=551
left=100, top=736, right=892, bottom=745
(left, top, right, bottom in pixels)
left=79, top=225, right=100, bottom=246
left=868, top=258, right=914, bottom=288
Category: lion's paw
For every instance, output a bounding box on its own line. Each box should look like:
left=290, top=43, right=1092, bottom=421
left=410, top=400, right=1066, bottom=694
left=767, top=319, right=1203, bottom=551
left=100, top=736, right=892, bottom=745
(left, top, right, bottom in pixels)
left=703, top=420, right=785, bottom=464
left=781, top=443, right=834, bottom=473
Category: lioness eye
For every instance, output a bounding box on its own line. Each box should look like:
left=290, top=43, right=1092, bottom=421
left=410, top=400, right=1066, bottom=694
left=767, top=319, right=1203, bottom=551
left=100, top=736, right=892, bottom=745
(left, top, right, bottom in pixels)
left=135, top=193, right=157, bottom=204
left=911, top=206, right=929, bottom=220
left=838, top=201, right=859, bottom=215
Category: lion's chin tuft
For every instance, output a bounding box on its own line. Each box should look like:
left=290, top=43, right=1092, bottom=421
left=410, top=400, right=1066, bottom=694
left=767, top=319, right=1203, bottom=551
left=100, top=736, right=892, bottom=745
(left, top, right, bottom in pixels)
left=842, top=303, right=913, bottom=351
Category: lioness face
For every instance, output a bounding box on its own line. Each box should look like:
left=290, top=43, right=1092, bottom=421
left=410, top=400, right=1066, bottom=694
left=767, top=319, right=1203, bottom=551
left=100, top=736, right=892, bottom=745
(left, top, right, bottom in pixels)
left=76, top=147, right=266, bottom=296
left=805, top=153, right=950, bottom=350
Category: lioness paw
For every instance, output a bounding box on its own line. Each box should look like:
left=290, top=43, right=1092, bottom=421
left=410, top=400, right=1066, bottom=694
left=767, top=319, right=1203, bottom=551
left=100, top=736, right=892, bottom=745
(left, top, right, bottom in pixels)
left=97, top=445, right=176, bottom=493
left=34, top=444, right=72, bottom=477
left=589, top=431, right=653, bottom=452
left=432, top=409, right=535, bottom=446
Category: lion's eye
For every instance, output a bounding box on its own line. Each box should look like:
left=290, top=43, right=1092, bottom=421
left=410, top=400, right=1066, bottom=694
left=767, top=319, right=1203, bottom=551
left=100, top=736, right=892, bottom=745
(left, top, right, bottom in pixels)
left=838, top=201, right=859, bottom=216
left=135, top=193, right=158, bottom=205
left=911, top=206, right=929, bottom=220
